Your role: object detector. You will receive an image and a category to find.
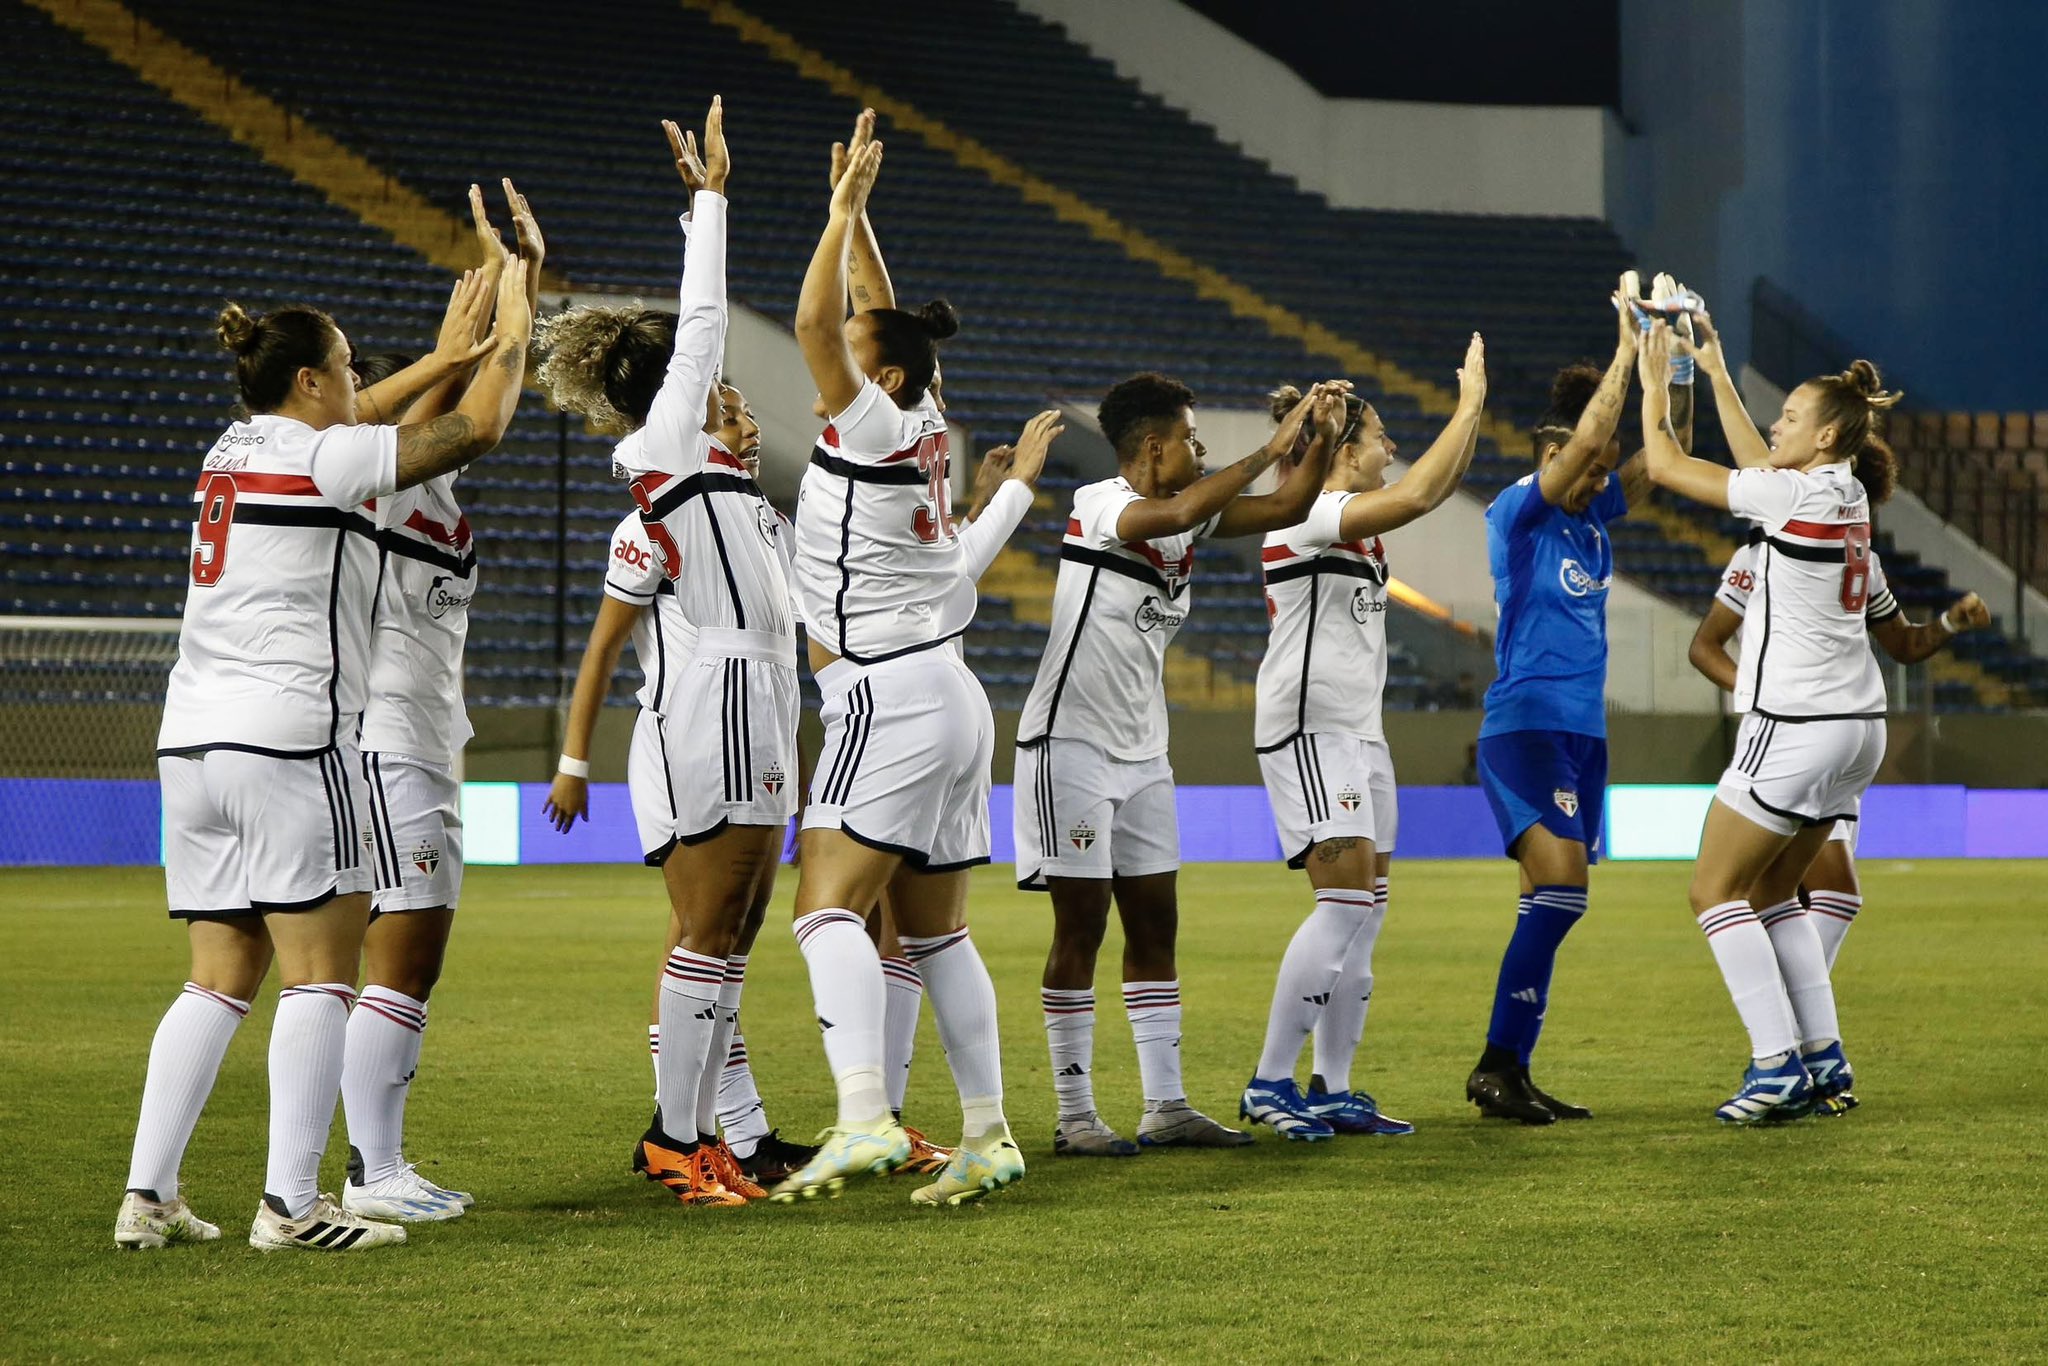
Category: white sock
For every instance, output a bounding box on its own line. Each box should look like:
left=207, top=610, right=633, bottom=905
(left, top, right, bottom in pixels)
left=1314, top=880, right=1388, bottom=1091
left=717, top=1028, right=771, bottom=1153
left=1806, top=891, right=1862, bottom=970
left=880, top=954, right=923, bottom=1115
left=1256, top=887, right=1372, bottom=1081
left=126, top=983, right=248, bottom=1200
left=647, top=1024, right=661, bottom=1106
left=341, top=985, right=428, bottom=1186
left=1042, top=987, right=1097, bottom=1120
left=1696, top=902, right=1800, bottom=1060
left=1757, top=900, right=1841, bottom=1048
left=901, top=928, right=1005, bottom=1136
left=793, top=909, right=888, bottom=1126
left=696, top=955, right=746, bottom=1139
left=656, top=948, right=724, bottom=1143
left=264, top=983, right=355, bottom=1220
left=1123, top=979, right=1183, bottom=1104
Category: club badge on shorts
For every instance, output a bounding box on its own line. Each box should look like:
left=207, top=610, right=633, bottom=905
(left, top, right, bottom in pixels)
left=760, top=763, right=785, bottom=796
left=411, top=840, right=441, bottom=876
left=1553, top=789, right=1580, bottom=818
left=1068, top=821, right=1096, bottom=852
left=1337, top=786, right=1362, bottom=812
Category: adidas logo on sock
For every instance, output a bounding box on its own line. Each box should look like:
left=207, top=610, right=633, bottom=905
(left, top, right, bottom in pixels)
left=816, top=1015, right=834, bottom=1031
left=1303, top=992, right=1331, bottom=1005
left=1057, top=1063, right=1087, bottom=1076
left=1511, top=988, right=1542, bottom=1004
left=693, top=1006, right=717, bottom=1021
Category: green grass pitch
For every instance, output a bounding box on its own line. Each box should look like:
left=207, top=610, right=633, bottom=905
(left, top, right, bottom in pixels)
left=3, top=859, right=2044, bottom=1361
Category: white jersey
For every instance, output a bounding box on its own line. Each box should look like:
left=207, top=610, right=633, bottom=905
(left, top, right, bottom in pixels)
left=603, top=511, right=696, bottom=713
left=1017, top=477, right=1213, bottom=761
left=358, top=473, right=475, bottom=763
left=616, top=192, right=794, bottom=648
left=1716, top=536, right=1900, bottom=629
left=158, top=413, right=396, bottom=755
left=1254, top=489, right=1388, bottom=750
left=793, top=380, right=971, bottom=663
left=1724, top=462, right=1888, bottom=718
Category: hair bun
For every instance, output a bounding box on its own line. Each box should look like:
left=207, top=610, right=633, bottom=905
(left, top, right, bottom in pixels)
left=216, top=302, right=260, bottom=355
left=1267, top=384, right=1304, bottom=422
left=1842, top=358, right=1903, bottom=411
left=1550, top=362, right=1604, bottom=413
left=914, top=298, right=960, bottom=341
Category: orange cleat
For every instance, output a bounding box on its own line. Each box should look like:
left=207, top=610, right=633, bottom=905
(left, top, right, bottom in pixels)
left=892, top=1124, right=953, bottom=1177
left=638, top=1129, right=746, bottom=1207
left=706, top=1139, right=768, bottom=1200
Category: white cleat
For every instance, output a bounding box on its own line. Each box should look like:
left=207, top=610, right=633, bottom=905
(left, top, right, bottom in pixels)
left=341, top=1164, right=468, bottom=1222
left=910, top=1126, right=1026, bottom=1207
left=249, top=1193, right=406, bottom=1252
left=114, top=1191, right=221, bottom=1250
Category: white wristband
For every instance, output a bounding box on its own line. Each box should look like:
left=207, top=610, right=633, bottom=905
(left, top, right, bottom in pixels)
left=1938, top=608, right=1960, bottom=634
left=557, top=754, right=590, bottom=779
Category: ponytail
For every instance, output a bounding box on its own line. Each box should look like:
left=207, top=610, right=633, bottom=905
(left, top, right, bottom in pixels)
left=217, top=301, right=340, bottom=413
left=1808, top=358, right=1903, bottom=504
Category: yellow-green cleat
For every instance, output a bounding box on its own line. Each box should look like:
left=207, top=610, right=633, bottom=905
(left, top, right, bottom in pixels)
left=767, top=1121, right=911, bottom=1202
left=910, top=1126, right=1025, bottom=1208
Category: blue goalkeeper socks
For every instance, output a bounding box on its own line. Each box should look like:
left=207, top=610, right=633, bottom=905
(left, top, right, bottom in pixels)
left=1484, top=886, right=1588, bottom=1064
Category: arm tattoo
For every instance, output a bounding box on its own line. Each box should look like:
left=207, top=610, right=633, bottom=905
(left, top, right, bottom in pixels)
left=395, top=412, right=479, bottom=487
left=1668, top=383, right=1696, bottom=453
left=495, top=340, right=526, bottom=378
left=852, top=284, right=872, bottom=305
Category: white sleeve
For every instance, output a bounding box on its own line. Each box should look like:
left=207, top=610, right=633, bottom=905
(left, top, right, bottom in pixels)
left=603, top=516, right=665, bottom=604
left=1074, top=481, right=1144, bottom=545
left=1300, top=491, right=1355, bottom=548
left=308, top=423, right=398, bottom=507
left=1864, top=551, right=1901, bottom=623
left=825, top=381, right=921, bottom=463
left=956, top=480, right=1032, bottom=581
left=638, top=191, right=729, bottom=474
left=1725, top=468, right=1802, bottom=530
left=1714, top=543, right=1755, bottom=615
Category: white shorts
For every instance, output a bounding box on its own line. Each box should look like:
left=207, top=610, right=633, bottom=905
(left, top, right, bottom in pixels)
left=1829, top=795, right=1860, bottom=848
left=361, top=751, right=463, bottom=913
left=1013, top=736, right=1180, bottom=889
left=1716, top=715, right=1885, bottom=838
left=656, top=628, right=800, bottom=856
left=1257, top=731, right=1399, bottom=867
left=627, top=707, right=678, bottom=866
left=802, top=648, right=994, bottom=871
left=160, top=744, right=373, bottom=918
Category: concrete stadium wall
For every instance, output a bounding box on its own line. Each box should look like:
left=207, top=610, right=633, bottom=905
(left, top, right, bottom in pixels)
left=1014, top=0, right=1617, bottom=217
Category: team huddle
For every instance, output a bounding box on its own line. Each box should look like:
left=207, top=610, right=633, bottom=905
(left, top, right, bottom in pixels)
left=114, top=101, right=1989, bottom=1252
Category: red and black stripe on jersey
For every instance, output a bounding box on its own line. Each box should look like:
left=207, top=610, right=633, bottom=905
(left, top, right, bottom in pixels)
left=1255, top=537, right=1386, bottom=752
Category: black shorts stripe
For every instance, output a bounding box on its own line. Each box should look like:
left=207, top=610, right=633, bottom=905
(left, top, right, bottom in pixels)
left=366, top=752, right=403, bottom=888
left=739, top=659, right=754, bottom=801
left=318, top=751, right=345, bottom=874
left=822, top=680, right=874, bottom=806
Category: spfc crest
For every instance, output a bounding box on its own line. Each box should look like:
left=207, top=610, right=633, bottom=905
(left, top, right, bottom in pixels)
left=761, top=763, right=786, bottom=796
left=1553, top=789, right=1580, bottom=819
left=411, top=840, right=442, bottom=876
left=1068, top=822, right=1096, bottom=852
left=1336, top=787, right=1362, bottom=812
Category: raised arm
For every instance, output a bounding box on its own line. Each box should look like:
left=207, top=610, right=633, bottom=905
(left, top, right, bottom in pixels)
left=1212, top=386, right=1346, bottom=537
left=1870, top=590, right=1990, bottom=664
left=1538, top=275, right=1638, bottom=506
left=1635, top=322, right=1736, bottom=509
left=1692, top=309, right=1773, bottom=470
left=393, top=249, right=532, bottom=489
left=832, top=109, right=895, bottom=314
left=796, top=138, right=882, bottom=417
left=543, top=594, right=644, bottom=832
left=956, top=410, right=1063, bottom=579
left=1339, top=334, right=1487, bottom=540
left=641, top=102, right=730, bottom=456
left=1112, top=388, right=1322, bottom=542
left=1688, top=600, right=1743, bottom=691
left=354, top=269, right=496, bottom=425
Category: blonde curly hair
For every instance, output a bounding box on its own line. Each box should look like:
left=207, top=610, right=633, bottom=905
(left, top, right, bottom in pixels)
left=533, top=305, right=677, bottom=435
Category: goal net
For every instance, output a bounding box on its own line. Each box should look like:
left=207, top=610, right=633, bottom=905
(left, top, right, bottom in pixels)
left=0, top=616, right=181, bottom=865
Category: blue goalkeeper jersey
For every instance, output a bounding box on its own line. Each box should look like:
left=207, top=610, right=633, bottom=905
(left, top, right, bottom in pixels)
left=1479, top=472, right=1628, bottom=740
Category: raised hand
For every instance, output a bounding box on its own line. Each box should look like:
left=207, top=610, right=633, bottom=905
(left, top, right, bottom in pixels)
left=1457, top=332, right=1487, bottom=409
left=1007, top=409, right=1066, bottom=486
left=700, top=94, right=728, bottom=193
left=1637, top=318, right=1672, bottom=392
left=429, top=269, right=499, bottom=370
left=664, top=118, right=707, bottom=196
left=1615, top=270, right=1642, bottom=355
left=1692, top=308, right=1729, bottom=379
left=503, top=178, right=543, bottom=272
left=1947, top=592, right=1991, bottom=632
left=1265, top=386, right=1320, bottom=458
left=830, top=107, right=877, bottom=189
left=831, top=137, right=882, bottom=219
left=1310, top=383, right=1347, bottom=446
left=967, top=442, right=1016, bottom=514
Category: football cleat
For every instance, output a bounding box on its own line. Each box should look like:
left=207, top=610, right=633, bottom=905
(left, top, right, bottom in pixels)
left=892, top=1124, right=953, bottom=1176
left=1239, top=1077, right=1337, bottom=1141
left=249, top=1193, right=406, bottom=1252
left=1800, top=1041, right=1855, bottom=1107
left=1715, top=1053, right=1816, bottom=1125
left=705, top=1139, right=768, bottom=1201
left=768, top=1120, right=911, bottom=1202
left=341, top=1166, right=467, bottom=1223
left=1304, top=1084, right=1415, bottom=1136
left=114, top=1190, right=221, bottom=1250
left=629, top=1106, right=661, bottom=1174
left=1135, top=1099, right=1255, bottom=1148
left=637, top=1127, right=747, bottom=1207
left=910, top=1126, right=1025, bottom=1207
left=1467, top=1067, right=1556, bottom=1125
left=732, top=1129, right=819, bottom=1186
left=1052, top=1111, right=1140, bottom=1157
left=1520, top=1069, right=1592, bottom=1121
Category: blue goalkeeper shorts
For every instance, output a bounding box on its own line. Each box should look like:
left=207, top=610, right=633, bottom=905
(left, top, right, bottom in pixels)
left=1477, top=730, right=1607, bottom=862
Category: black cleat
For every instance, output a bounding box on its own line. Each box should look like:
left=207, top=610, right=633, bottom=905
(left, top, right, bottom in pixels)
left=630, top=1106, right=660, bottom=1174
left=735, top=1129, right=820, bottom=1186
left=1522, top=1068, right=1592, bottom=1119
left=1467, top=1066, right=1557, bottom=1125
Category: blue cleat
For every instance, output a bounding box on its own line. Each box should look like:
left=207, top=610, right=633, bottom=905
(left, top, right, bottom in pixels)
left=1800, top=1041, right=1856, bottom=1114
left=1239, top=1077, right=1336, bottom=1141
left=1305, top=1084, right=1415, bottom=1136
left=1715, top=1053, right=1816, bottom=1125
